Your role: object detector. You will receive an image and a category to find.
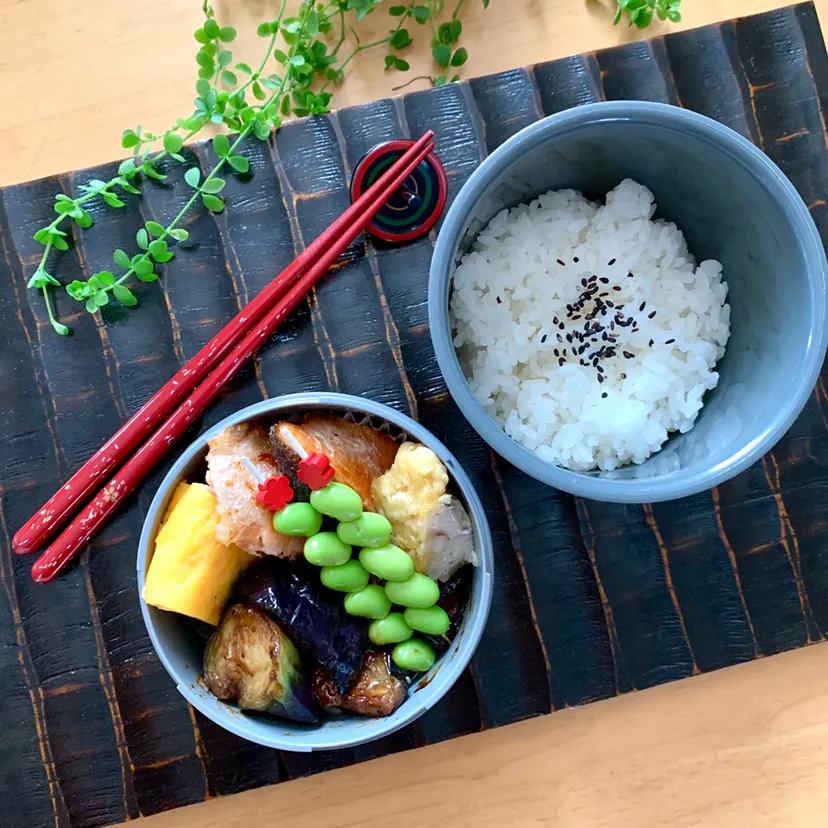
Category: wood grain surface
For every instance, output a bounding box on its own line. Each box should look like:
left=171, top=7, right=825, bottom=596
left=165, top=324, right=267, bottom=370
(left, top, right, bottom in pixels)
left=2, top=3, right=828, bottom=828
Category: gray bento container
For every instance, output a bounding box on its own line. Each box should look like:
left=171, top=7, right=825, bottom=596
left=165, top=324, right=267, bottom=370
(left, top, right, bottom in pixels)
left=429, top=101, right=828, bottom=503
left=137, top=393, right=494, bottom=751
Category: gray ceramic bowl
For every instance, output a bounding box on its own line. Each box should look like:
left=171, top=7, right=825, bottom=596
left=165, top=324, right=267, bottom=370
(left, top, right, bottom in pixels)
left=429, top=101, right=828, bottom=503
left=137, top=393, right=493, bottom=751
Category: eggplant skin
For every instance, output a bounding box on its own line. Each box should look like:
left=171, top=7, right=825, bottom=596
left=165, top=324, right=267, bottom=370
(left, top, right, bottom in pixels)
left=204, top=604, right=320, bottom=724
left=235, top=557, right=367, bottom=693
left=312, top=651, right=407, bottom=718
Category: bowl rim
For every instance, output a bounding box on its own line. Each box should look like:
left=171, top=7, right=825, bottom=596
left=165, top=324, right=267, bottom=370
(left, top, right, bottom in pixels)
left=137, top=392, right=494, bottom=751
left=428, top=100, right=828, bottom=503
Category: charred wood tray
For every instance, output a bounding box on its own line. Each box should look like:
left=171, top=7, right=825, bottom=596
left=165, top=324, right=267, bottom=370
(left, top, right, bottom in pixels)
left=2, top=4, right=828, bottom=826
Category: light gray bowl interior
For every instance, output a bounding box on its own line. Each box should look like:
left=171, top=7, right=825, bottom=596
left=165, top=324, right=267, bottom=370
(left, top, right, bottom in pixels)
left=430, top=102, right=828, bottom=502
left=137, top=394, right=493, bottom=752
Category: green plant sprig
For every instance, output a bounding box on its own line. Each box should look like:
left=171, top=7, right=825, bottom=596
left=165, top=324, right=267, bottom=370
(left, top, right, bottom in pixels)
left=31, top=0, right=494, bottom=335
left=614, top=0, right=682, bottom=28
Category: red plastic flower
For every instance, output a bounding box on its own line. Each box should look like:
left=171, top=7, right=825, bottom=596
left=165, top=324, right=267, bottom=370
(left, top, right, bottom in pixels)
left=297, top=452, right=335, bottom=491
left=256, top=475, right=294, bottom=511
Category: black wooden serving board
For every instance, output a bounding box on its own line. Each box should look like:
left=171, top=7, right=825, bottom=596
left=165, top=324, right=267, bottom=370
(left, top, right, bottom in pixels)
left=3, top=4, right=828, bottom=826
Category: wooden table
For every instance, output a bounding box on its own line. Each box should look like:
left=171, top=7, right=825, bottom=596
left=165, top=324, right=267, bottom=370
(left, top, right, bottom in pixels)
left=2, top=1, right=828, bottom=825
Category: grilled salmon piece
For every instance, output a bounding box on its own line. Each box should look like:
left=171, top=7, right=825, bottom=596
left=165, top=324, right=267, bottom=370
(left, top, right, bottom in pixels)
left=206, top=423, right=304, bottom=558
left=270, top=414, right=399, bottom=510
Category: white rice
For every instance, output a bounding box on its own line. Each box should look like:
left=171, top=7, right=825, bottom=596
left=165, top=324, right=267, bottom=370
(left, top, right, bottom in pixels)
left=450, top=179, right=730, bottom=471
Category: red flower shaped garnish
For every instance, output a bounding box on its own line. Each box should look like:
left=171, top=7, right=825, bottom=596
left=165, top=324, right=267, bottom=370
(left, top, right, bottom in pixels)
left=256, top=475, right=294, bottom=511
left=297, top=452, right=335, bottom=491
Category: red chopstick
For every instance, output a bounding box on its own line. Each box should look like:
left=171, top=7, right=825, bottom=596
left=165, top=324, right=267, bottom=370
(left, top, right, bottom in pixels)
left=30, top=140, right=436, bottom=584
left=13, top=131, right=435, bottom=556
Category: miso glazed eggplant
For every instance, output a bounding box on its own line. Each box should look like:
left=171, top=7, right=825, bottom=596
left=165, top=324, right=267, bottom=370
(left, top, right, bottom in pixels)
left=142, top=410, right=478, bottom=724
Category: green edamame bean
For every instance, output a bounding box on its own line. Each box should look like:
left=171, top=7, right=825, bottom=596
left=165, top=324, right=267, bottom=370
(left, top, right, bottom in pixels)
left=343, top=585, right=391, bottom=619
left=404, top=605, right=450, bottom=636
left=310, top=482, right=363, bottom=522
left=384, top=573, right=440, bottom=608
left=368, top=613, right=413, bottom=645
left=303, top=532, right=351, bottom=567
left=336, top=512, right=393, bottom=548
left=392, top=639, right=436, bottom=673
left=273, top=502, right=323, bottom=537
left=359, top=544, right=414, bottom=582
left=320, top=560, right=370, bottom=593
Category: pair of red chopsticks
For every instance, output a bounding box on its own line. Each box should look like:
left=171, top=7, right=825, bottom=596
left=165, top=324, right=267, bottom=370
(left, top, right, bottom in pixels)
left=13, top=131, right=436, bottom=583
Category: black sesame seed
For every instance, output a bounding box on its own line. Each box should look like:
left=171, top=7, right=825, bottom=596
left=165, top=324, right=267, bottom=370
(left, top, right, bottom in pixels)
left=620, top=373, right=626, bottom=379
left=648, top=311, right=657, bottom=319
left=598, top=375, right=605, bottom=383
left=581, top=278, right=588, bottom=287
left=573, top=256, right=580, bottom=262
left=602, top=332, right=608, bottom=341
left=599, top=277, right=609, bottom=284
left=554, top=348, right=560, bottom=357
left=649, top=339, right=654, bottom=347
left=557, top=334, right=564, bottom=343
left=608, top=258, right=616, bottom=266
left=558, top=358, right=566, bottom=367
left=566, top=333, right=572, bottom=343
left=623, top=351, right=634, bottom=359
left=589, top=275, right=597, bottom=282
left=541, top=334, right=548, bottom=343
left=602, top=392, right=608, bottom=398
left=639, top=301, right=646, bottom=312
left=665, top=338, right=675, bottom=344
left=632, top=328, right=639, bottom=334
left=606, top=301, right=614, bottom=308
left=612, top=285, right=622, bottom=292
left=597, top=365, right=604, bottom=374
left=559, top=323, right=565, bottom=330
left=553, top=317, right=559, bottom=325
left=627, top=272, right=634, bottom=279
left=496, top=296, right=502, bottom=304
left=557, top=259, right=566, bottom=266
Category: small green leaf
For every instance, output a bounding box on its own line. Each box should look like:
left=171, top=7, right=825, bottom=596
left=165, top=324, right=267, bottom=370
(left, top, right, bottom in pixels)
left=273, top=48, right=288, bottom=64
left=257, top=22, right=270, bottom=36
left=136, top=228, right=149, bottom=250
left=395, top=57, right=410, bottom=70
left=389, top=4, right=406, bottom=14
left=163, top=132, right=184, bottom=154
left=184, top=167, right=201, bottom=188
left=33, top=228, right=50, bottom=243
left=153, top=251, right=174, bottom=263
left=221, top=70, right=237, bottom=86
left=194, top=27, right=210, bottom=44
left=118, top=158, right=136, bottom=176
left=236, top=61, right=253, bottom=74
left=102, top=192, right=126, bottom=208
left=169, top=227, right=189, bottom=241
left=121, top=129, right=140, bottom=149
left=133, top=257, right=154, bottom=276
left=450, top=47, right=468, bottom=67
left=196, top=50, right=214, bottom=69
left=114, top=249, right=130, bottom=268
left=198, top=66, right=213, bottom=80
left=253, top=119, right=270, bottom=141
left=252, top=82, right=266, bottom=100
left=136, top=270, right=159, bottom=283
left=432, top=44, right=451, bottom=66
left=413, top=6, right=431, bottom=22
left=204, top=18, right=220, bottom=38
left=96, top=271, right=115, bottom=287
left=85, top=297, right=99, bottom=314
left=219, top=26, right=236, bottom=42
left=201, top=178, right=226, bottom=194
left=52, top=236, right=69, bottom=251
left=149, top=239, right=168, bottom=258
left=289, top=54, right=305, bottom=67
left=113, top=284, right=138, bottom=306
left=202, top=194, right=225, bottom=213
left=218, top=50, right=232, bottom=67
left=51, top=320, right=70, bottom=336
left=74, top=211, right=93, bottom=229
left=384, top=54, right=396, bottom=69
left=390, top=28, right=412, bottom=49
left=145, top=220, right=165, bottom=237
left=305, top=10, right=319, bottom=38
left=170, top=152, right=186, bottom=164
left=144, top=167, right=167, bottom=181
left=212, top=133, right=230, bottom=157
left=281, top=95, right=291, bottom=114
left=438, top=22, right=453, bottom=43
left=229, top=154, right=250, bottom=173
left=94, top=290, right=110, bottom=307
left=449, top=19, right=462, bottom=39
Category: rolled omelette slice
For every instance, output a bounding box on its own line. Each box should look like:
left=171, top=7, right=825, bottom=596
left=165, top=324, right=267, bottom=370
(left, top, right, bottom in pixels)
left=143, top=482, right=256, bottom=626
